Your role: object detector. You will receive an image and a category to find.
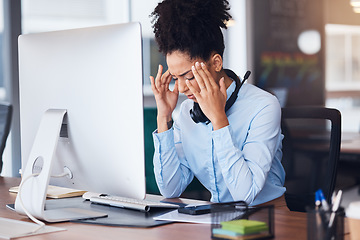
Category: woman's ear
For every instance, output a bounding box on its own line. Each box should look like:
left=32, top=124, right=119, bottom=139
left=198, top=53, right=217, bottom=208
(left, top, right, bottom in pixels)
left=211, top=53, right=223, bottom=72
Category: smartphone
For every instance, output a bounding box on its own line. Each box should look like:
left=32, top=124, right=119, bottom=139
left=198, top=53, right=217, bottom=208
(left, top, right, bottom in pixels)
left=178, top=204, right=211, bottom=215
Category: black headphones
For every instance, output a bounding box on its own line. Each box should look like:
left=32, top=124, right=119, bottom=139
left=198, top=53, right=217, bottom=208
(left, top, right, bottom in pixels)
left=190, top=69, right=251, bottom=124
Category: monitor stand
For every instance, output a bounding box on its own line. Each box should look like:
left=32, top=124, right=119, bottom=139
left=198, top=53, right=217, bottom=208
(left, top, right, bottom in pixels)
left=15, top=109, right=107, bottom=222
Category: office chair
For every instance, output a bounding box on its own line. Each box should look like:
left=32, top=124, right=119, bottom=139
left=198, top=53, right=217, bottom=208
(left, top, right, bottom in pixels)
left=0, top=102, right=12, bottom=174
left=281, top=107, right=341, bottom=212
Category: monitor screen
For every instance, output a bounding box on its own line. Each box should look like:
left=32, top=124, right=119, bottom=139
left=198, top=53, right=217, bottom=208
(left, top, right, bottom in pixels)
left=17, top=23, right=145, bottom=204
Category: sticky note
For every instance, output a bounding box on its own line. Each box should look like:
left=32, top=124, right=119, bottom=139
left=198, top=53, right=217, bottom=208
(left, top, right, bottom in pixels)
left=220, top=219, right=268, bottom=235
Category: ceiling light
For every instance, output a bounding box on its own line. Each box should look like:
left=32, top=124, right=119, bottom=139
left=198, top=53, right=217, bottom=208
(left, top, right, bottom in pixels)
left=350, top=0, right=360, bottom=7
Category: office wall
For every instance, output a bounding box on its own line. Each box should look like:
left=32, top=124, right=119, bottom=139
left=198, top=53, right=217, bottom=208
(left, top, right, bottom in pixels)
left=225, top=0, right=247, bottom=79
left=247, top=0, right=325, bottom=107
left=326, top=0, right=360, bottom=25
left=2, top=0, right=21, bottom=177
left=324, top=1, right=360, bottom=133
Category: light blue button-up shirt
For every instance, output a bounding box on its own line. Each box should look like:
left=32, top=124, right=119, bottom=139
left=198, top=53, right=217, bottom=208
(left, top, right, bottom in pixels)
left=152, top=82, right=286, bottom=205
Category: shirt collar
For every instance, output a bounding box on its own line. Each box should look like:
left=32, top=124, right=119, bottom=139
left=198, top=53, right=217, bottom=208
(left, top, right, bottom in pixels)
left=226, top=80, right=236, bottom=102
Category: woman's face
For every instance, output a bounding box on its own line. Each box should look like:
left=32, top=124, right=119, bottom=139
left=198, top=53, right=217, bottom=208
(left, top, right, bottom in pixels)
left=166, top=51, right=216, bottom=102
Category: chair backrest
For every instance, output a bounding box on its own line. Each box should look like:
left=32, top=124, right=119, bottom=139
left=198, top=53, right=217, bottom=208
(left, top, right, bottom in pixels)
left=281, top=107, right=341, bottom=212
left=0, top=102, right=12, bottom=174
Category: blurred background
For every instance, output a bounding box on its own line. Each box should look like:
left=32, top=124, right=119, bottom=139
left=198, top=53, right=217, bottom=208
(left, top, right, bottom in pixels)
left=0, top=0, right=359, bottom=202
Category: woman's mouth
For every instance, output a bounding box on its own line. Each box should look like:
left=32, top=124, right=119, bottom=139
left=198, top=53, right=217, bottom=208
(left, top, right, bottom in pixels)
left=187, top=94, right=195, bottom=99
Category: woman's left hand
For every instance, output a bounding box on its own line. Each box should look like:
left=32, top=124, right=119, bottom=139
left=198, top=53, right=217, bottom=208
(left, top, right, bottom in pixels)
left=186, top=62, right=229, bottom=130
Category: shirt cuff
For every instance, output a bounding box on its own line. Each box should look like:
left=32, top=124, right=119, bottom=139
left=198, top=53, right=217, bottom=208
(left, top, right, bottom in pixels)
left=152, top=128, right=175, bottom=152
left=212, top=125, right=235, bottom=154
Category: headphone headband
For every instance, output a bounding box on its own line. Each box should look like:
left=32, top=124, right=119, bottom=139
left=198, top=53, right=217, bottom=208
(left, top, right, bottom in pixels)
left=224, top=69, right=242, bottom=113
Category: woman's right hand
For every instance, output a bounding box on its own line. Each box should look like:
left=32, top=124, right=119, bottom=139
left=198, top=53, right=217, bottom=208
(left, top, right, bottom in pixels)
left=150, top=64, right=179, bottom=132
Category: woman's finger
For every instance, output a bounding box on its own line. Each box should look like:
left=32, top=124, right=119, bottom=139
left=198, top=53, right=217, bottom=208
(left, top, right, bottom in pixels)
left=173, top=79, right=179, bottom=95
left=163, top=70, right=172, bottom=89
left=150, top=76, right=159, bottom=95
left=186, top=79, right=201, bottom=99
left=200, top=62, right=217, bottom=88
left=219, top=77, right=227, bottom=97
left=155, top=64, right=163, bottom=89
left=191, top=64, right=206, bottom=90
left=195, top=62, right=212, bottom=90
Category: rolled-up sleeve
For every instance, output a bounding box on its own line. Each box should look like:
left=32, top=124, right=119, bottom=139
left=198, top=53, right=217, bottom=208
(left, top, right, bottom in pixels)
left=153, top=127, right=193, bottom=198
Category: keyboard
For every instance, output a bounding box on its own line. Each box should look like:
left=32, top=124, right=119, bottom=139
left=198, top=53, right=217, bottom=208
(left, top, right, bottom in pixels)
left=89, top=195, right=180, bottom=212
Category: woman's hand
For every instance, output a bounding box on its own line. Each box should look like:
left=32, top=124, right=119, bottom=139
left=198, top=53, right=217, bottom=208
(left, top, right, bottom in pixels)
left=150, top=64, right=179, bottom=132
left=186, top=62, right=229, bottom=130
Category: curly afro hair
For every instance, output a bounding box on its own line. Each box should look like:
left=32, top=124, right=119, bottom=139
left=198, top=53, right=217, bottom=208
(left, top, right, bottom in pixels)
left=150, top=0, right=232, bottom=61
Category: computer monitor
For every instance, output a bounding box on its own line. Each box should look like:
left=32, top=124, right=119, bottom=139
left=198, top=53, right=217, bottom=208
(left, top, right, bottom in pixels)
left=15, top=23, right=145, bottom=222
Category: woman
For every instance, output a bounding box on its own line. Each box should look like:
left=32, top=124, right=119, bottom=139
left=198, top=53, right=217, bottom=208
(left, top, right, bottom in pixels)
left=149, top=0, right=285, bottom=205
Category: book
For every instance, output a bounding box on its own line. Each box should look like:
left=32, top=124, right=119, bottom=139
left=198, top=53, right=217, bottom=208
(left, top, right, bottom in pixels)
left=220, top=219, right=268, bottom=235
left=9, top=185, right=86, bottom=199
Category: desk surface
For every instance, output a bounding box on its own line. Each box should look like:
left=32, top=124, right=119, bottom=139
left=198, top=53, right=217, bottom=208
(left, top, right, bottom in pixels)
left=341, top=132, right=360, bottom=155
left=0, top=177, right=350, bottom=240
left=287, top=130, right=360, bottom=156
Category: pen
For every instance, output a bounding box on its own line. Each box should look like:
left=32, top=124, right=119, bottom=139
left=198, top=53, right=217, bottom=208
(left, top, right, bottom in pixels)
left=160, top=201, right=187, bottom=207
left=314, top=191, right=323, bottom=239
left=325, top=190, right=343, bottom=240
left=328, top=190, right=342, bottom=228
left=316, top=190, right=329, bottom=230
left=315, top=191, right=321, bottom=209
left=317, top=189, right=330, bottom=211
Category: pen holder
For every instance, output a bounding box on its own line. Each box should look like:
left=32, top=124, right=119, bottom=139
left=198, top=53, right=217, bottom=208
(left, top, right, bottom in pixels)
left=307, top=207, right=345, bottom=240
left=211, top=201, right=274, bottom=240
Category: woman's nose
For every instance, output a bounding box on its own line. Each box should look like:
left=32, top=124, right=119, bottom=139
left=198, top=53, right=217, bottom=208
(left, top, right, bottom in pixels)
left=177, top=79, right=188, bottom=93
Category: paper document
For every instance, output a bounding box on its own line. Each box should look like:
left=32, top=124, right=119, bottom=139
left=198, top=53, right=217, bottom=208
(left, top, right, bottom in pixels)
left=153, top=210, right=212, bottom=224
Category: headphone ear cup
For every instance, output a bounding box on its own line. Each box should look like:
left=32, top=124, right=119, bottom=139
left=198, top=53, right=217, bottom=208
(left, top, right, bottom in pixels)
left=189, top=69, right=243, bottom=124
left=190, top=108, right=199, bottom=123
left=190, top=102, right=209, bottom=123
